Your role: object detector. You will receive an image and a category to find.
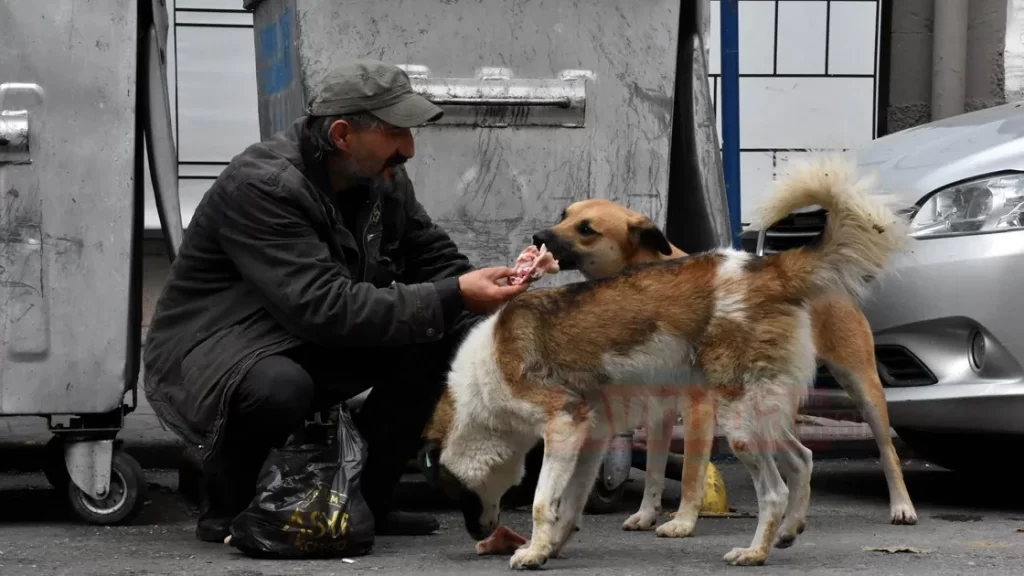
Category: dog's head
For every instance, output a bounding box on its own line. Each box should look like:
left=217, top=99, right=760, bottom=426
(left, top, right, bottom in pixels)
left=532, top=199, right=678, bottom=280
left=436, top=462, right=496, bottom=540
left=433, top=437, right=530, bottom=542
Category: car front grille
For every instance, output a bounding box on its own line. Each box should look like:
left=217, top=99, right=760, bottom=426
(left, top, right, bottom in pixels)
left=875, top=345, right=938, bottom=387
left=741, top=208, right=828, bottom=254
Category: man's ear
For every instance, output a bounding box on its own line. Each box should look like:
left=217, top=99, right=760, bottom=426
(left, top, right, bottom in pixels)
left=328, top=119, right=354, bottom=153
left=628, top=218, right=673, bottom=256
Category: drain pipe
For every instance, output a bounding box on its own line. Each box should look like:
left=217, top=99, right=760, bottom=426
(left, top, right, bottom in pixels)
left=719, top=0, right=741, bottom=247
left=931, top=0, right=969, bottom=120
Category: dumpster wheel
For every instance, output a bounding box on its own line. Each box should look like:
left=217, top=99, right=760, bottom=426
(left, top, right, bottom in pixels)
left=67, top=449, right=148, bottom=525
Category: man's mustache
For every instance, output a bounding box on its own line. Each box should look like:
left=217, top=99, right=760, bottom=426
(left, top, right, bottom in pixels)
left=385, top=154, right=408, bottom=168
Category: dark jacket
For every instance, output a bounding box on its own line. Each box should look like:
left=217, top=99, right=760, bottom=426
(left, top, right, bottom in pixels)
left=142, top=116, right=478, bottom=463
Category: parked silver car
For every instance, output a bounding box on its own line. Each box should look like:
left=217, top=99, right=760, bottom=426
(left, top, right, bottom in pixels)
left=742, top=101, right=1024, bottom=471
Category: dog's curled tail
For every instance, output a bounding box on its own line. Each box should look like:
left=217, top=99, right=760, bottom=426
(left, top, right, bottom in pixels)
left=751, top=153, right=909, bottom=303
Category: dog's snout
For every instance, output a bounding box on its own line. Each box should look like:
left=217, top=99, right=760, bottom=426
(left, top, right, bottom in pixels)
left=533, top=230, right=553, bottom=248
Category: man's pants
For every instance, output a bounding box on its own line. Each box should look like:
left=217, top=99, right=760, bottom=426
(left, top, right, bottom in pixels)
left=199, top=332, right=466, bottom=527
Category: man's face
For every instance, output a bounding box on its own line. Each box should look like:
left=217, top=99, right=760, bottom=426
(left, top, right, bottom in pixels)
left=329, top=117, right=415, bottom=184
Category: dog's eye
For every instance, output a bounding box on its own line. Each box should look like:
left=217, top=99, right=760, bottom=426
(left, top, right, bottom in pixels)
left=578, top=220, right=597, bottom=236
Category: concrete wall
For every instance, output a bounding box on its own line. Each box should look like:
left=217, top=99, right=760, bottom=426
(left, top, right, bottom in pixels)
left=886, top=0, right=1010, bottom=133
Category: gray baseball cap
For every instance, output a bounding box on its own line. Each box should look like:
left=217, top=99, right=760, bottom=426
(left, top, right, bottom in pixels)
left=306, top=59, right=443, bottom=127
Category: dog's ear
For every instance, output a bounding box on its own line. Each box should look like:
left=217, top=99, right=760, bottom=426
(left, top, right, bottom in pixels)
left=558, top=206, right=569, bottom=223
left=628, top=217, right=673, bottom=256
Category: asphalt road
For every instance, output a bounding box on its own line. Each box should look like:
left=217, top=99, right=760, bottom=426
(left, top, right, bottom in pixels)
left=0, top=458, right=1022, bottom=576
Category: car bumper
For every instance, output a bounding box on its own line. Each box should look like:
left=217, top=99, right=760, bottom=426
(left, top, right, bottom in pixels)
left=742, top=226, right=1024, bottom=435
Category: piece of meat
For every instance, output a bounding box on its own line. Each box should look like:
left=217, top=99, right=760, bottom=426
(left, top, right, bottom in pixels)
left=475, top=525, right=529, bottom=556
left=510, top=244, right=560, bottom=286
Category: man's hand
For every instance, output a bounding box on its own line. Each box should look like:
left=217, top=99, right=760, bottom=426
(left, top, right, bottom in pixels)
left=458, top=266, right=530, bottom=314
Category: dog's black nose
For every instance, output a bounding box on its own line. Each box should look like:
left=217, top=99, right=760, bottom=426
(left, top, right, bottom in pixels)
left=532, top=230, right=551, bottom=248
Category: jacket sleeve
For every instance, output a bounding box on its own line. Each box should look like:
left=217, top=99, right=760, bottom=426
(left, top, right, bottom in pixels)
left=216, top=177, right=449, bottom=347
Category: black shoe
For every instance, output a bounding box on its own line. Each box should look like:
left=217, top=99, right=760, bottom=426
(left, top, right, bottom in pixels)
left=194, top=488, right=248, bottom=544
left=193, top=451, right=259, bottom=544
left=374, top=510, right=440, bottom=536
left=196, top=516, right=232, bottom=543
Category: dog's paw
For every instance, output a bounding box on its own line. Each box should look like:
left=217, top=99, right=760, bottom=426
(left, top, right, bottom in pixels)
left=890, top=502, right=918, bottom=525
left=510, top=547, right=549, bottom=570
left=774, top=518, right=806, bottom=549
left=655, top=518, right=695, bottom=539
left=723, top=546, right=768, bottom=566
left=622, top=509, right=659, bottom=531
left=773, top=526, right=801, bottom=549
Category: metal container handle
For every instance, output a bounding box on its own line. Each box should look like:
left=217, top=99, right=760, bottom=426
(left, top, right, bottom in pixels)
left=428, top=95, right=573, bottom=108
left=0, top=110, right=30, bottom=162
left=0, top=83, right=45, bottom=165
left=399, top=65, right=591, bottom=127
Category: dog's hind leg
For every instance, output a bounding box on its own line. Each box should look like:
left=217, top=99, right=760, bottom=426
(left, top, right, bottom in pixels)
left=773, top=427, right=813, bottom=548
left=829, top=361, right=918, bottom=525
left=623, top=408, right=674, bottom=531
left=717, top=392, right=790, bottom=567
left=656, top=388, right=716, bottom=539
left=812, top=300, right=917, bottom=525
left=509, top=412, right=593, bottom=571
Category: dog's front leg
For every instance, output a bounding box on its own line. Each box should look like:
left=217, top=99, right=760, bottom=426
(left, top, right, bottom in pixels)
left=548, top=435, right=610, bottom=558
left=510, top=414, right=590, bottom=571
left=657, top=388, right=716, bottom=539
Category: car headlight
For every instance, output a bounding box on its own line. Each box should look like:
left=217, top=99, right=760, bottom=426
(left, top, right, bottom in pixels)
left=909, top=173, right=1024, bottom=238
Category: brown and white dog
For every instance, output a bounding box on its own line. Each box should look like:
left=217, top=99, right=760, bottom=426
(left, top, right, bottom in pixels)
left=530, top=163, right=919, bottom=539
left=423, top=156, right=909, bottom=568
left=532, top=170, right=917, bottom=537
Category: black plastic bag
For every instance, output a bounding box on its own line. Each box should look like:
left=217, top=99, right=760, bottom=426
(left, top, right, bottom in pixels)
left=227, top=406, right=375, bottom=559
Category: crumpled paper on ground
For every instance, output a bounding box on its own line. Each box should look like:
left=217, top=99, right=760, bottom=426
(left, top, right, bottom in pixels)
left=863, top=545, right=934, bottom=554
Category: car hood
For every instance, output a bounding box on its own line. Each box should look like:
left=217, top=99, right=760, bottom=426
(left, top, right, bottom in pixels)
left=851, top=101, right=1024, bottom=205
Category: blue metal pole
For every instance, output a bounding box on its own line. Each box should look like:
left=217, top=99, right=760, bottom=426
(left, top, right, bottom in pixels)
left=720, top=0, right=742, bottom=248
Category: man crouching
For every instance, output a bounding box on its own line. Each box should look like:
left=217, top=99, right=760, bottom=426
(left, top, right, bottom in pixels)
left=142, top=59, right=527, bottom=543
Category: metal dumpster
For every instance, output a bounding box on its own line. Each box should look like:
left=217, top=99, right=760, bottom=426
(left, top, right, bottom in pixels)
left=0, top=0, right=183, bottom=524
left=242, top=0, right=729, bottom=512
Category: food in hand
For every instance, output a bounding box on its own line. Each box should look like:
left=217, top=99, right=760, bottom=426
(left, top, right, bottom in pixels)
left=511, top=244, right=560, bottom=285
